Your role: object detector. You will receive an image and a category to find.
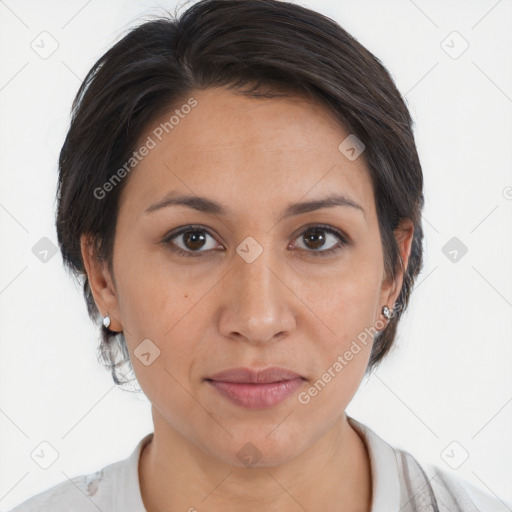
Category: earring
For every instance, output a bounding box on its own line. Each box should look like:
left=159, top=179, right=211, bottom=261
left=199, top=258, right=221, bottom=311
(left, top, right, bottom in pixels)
left=382, top=305, right=391, bottom=320
left=103, top=315, right=111, bottom=328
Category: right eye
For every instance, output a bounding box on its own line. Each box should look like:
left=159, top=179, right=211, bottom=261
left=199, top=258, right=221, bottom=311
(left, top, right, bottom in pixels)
left=162, top=225, right=223, bottom=257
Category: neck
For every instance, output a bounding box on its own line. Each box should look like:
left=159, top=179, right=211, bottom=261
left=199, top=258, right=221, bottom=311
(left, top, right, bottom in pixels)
left=139, top=409, right=372, bottom=512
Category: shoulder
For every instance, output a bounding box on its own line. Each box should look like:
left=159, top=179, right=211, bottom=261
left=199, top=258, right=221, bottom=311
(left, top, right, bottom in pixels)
left=8, top=432, right=153, bottom=512
left=395, top=448, right=511, bottom=512
left=7, top=467, right=111, bottom=512
left=347, top=416, right=510, bottom=512
left=6, top=445, right=145, bottom=512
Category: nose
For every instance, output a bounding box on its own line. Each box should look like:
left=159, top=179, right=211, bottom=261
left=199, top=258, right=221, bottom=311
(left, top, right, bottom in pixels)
left=218, top=242, right=297, bottom=345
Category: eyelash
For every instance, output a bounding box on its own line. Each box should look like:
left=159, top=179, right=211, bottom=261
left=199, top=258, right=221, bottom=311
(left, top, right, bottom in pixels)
left=161, top=224, right=350, bottom=259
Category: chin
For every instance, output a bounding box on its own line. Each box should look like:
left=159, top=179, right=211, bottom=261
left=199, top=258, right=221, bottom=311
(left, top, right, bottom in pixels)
left=204, top=429, right=311, bottom=469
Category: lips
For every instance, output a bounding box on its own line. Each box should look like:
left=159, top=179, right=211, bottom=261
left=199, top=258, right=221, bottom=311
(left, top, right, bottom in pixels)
left=205, top=366, right=306, bottom=409
left=207, top=366, right=304, bottom=384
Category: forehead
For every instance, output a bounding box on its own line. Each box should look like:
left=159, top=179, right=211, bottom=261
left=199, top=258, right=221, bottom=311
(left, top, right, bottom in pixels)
left=119, top=87, right=375, bottom=221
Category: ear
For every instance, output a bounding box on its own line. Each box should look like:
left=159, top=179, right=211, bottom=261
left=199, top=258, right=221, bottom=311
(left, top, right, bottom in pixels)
left=80, top=234, right=123, bottom=332
left=378, top=218, right=415, bottom=314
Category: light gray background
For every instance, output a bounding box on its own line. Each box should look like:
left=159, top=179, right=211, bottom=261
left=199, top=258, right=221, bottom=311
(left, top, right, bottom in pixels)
left=1, top=0, right=511, bottom=509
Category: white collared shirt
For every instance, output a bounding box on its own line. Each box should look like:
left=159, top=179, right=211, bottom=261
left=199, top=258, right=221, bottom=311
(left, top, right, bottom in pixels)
left=8, top=417, right=510, bottom=511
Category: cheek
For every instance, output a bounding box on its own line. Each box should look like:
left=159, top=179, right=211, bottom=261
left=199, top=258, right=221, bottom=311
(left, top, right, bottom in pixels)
left=116, top=280, right=210, bottom=418
left=308, top=255, right=382, bottom=340
left=296, top=279, right=377, bottom=415
left=112, top=232, right=207, bottom=338
left=300, top=252, right=382, bottom=388
left=113, top=246, right=218, bottom=385
left=116, top=274, right=211, bottom=382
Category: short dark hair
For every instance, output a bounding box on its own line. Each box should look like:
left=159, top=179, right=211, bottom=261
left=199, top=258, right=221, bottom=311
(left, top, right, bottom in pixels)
left=56, top=0, right=424, bottom=387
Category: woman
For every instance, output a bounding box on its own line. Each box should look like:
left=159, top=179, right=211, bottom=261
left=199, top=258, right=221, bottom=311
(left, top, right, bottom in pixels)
left=9, top=0, right=509, bottom=510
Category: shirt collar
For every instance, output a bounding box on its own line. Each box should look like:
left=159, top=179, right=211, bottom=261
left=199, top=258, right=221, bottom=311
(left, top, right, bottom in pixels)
left=347, top=416, right=402, bottom=512
left=121, top=432, right=154, bottom=511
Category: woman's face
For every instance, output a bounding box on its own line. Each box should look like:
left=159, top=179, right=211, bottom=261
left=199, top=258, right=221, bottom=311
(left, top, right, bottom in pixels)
left=83, top=86, right=412, bottom=467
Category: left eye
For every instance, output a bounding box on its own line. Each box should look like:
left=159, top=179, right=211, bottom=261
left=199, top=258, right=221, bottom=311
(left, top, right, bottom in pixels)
left=291, top=225, right=348, bottom=256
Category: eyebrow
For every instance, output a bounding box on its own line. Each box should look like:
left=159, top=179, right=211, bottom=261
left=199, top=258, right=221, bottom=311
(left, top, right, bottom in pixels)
left=144, top=191, right=365, bottom=222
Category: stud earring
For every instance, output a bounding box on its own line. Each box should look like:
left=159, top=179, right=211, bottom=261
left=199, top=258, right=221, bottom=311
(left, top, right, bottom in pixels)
left=103, top=315, right=111, bottom=328
left=382, top=305, right=391, bottom=320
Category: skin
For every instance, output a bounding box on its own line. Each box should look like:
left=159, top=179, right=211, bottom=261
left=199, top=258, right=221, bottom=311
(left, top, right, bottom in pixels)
left=81, top=86, right=414, bottom=512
